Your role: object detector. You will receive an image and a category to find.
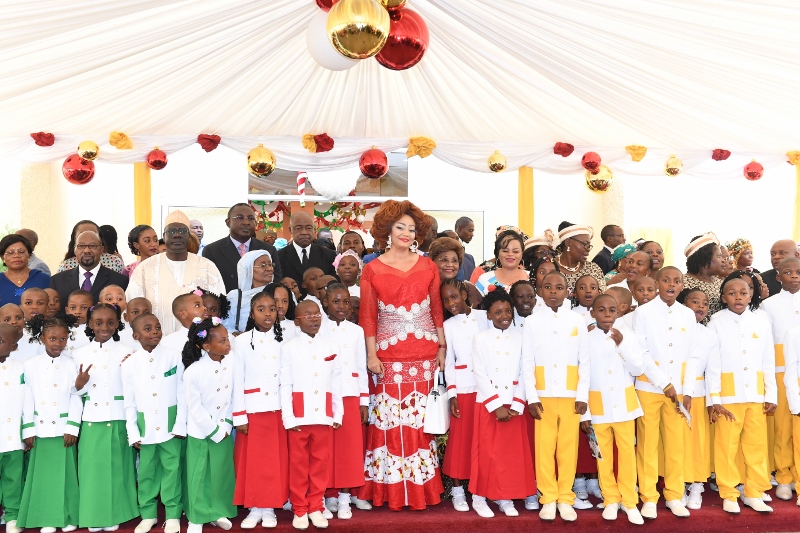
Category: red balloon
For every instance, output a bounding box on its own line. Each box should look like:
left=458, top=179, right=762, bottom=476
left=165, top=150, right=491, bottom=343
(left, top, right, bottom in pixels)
left=315, top=0, right=338, bottom=11
left=360, top=148, right=389, bottom=179
left=744, top=160, right=764, bottom=181
left=62, top=154, right=95, bottom=185
left=376, top=8, right=429, bottom=71
left=581, top=152, right=601, bottom=174
left=146, top=148, right=168, bottom=170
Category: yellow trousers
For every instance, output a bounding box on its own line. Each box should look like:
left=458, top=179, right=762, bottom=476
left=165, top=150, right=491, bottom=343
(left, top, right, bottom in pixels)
left=635, top=391, right=685, bottom=502
left=714, top=402, right=770, bottom=501
left=534, top=397, right=580, bottom=505
left=684, top=396, right=711, bottom=482
left=595, top=421, right=637, bottom=508
left=773, top=373, right=796, bottom=484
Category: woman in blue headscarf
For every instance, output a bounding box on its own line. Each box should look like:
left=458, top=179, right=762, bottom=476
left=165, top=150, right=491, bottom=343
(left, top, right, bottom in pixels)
left=223, top=250, right=275, bottom=333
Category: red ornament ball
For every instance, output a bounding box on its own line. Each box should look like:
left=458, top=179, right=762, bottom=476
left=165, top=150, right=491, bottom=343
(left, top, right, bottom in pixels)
left=62, top=154, right=95, bottom=185
left=315, top=0, right=338, bottom=11
left=360, top=148, right=389, bottom=179
left=744, top=160, right=764, bottom=181
left=146, top=148, right=168, bottom=170
left=376, top=8, right=429, bottom=71
left=581, top=152, right=601, bottom=174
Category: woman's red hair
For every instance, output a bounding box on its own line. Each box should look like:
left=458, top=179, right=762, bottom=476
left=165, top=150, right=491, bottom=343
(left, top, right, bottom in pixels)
left=370, top=200, right=432, bottom=248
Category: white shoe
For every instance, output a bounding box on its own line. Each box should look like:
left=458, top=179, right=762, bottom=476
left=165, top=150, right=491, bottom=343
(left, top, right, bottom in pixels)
left=472, top=497, right=494, bottom=518
left=687, top=483, right=703, bottom=510
left=324, top=498, right=339, bottom=513
left=573, top=498, right=593, bottom=510
left=770, top=473, right=778, bottom=487
left=640, top=502, right=657, bottom=519
left=41, top=528, right=56, bottom=533
left=320, top=506, right=332, bottom=520
left=743, top=496, right=773, bottom=512
left=776, top=483, right=792, bottom=500
left=602, top=503, right=618, bottom=521
left=539, top=502, right=556, bottom=521
left=187, top=524, right=202, bottom=533
left=241, top=509, right=262, bottom=529
left=62, top=527, right=77, bottom=533
left=762, top=492, right=772, bottom=502
left=586, top=478, right=603, bottom=499
left=291, top=515, right=308, bottom=531
left=307, top=511, right=328, bottom=528
left=102, top=527, right=118, bottom=532
left=211, top=518, right=231, bottom=530
left=525, top=494, right=540, bottom=510
left=573, top=477, right=588, bottom=500
left=451, top=487, right=469, bottom=512
left=165, top=519, right=181, bottom=533
left=261, top=509, right=277, bottom=529
left=337, top=496, right=352, bottom=520
left=665, top=500, right=689, bottom=517
left=622, top=505, right=644, bottom=525
left=497, top=500, right=518, bottom=517
left=6, top=521, right=21, bottom=533
left=135, top=519, right=158, bottom=533
left=350, top=496, right=372, bottom=510
left=557, top=503, right=577, bottom=522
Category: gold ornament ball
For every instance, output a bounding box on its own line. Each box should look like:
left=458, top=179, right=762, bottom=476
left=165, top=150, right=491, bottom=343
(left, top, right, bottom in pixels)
left=327, top=0, right=391, bottom=59
left=488, top=150, right=507, bottom=173
left=665, top=154, right=683, bottom=176
left=77, top=140, right=99, bottom=161
left=247, top=144, right=277, bottom=177
left=585, top=165, right=614, bottom=193
left=379, top=0, right=407, bottom=9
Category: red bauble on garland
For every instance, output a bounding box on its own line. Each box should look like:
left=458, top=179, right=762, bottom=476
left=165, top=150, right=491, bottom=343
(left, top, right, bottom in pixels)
left=375, top=8, right=429, bottom=71
left=744, top=160, right=764, bottom=181
left=360, top=148, right=389, bottom=179
left=62, top=154, right=95, bottom=184
left=315, top=0, right=338, bottom=11
left=553, top=142, right=574, bottom=157
left=581, top=152, right=601, bottom=174
left=146, top=148, right=168, bottom=170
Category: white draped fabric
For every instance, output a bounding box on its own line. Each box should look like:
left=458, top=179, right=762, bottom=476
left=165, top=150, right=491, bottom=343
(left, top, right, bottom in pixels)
left=1, top=0, right=799, bottom=175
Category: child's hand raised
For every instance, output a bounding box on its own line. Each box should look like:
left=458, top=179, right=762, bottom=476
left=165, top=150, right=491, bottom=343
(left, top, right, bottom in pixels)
left=608, top=328, right=623, bottom=346
left=75, top=364, right=93, bottom=390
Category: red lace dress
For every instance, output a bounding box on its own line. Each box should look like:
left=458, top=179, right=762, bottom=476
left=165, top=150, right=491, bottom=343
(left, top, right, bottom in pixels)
left=359, top=256, right=445, bottom=510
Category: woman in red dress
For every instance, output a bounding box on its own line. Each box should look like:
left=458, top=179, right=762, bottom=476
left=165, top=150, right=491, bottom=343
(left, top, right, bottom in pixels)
left=360, top=200, right=446, bottom=510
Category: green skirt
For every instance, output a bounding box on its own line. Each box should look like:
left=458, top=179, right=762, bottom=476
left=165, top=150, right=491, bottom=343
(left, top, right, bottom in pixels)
left=17, top=438, right=79, bottom=528
left=78, top=421, right=138, bottom=527
left=185, top=435, right=236, bottom=524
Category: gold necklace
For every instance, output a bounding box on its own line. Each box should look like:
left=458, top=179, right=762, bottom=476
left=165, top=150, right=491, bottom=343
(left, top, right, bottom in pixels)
left=7, top=271, right=28, bottom=286
left=557, top=256, right=581, bottom=273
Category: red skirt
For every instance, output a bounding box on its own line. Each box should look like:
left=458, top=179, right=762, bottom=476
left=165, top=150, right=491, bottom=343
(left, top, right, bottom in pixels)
left=330, top=397, right=366, bottom=489
left=361, top=359, right=444, bottom=510
left=469, top=405, right=536, bottom=500
left=443, top=392, right=476, bottom=480
left=233, top=411, right=289, bottom=508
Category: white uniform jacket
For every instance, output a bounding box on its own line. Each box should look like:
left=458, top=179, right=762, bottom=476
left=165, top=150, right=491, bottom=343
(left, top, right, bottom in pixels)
left=10, top=332, right=43, bottom=363
left=320, top=319, right=368, bottom=405
left=22, top=355, right=82, bottom=439
left=573, top=304, right=593, bottom=326
left=472, top=327, right=526, bottom=414
left=121, top=344, right=186, bottom=446
left=691, top=323, right=719, bottom=404
left=232, top=329, right=283, bottom=426
left=760, top=289, right=800, bottom=373
left=184, top=353, right=233, bottom=442
left=632, top=298, right=699, bottom=395
left=707, top=308, right=777, bottom=406
left=280, top=332, right=343, bottom=429
left=64, top=327, right=91, bottom=359
left=1, top=358, right=26, bottom=451
left=161, top=327, right=189, bottom=354
left=443, top=309, right=488, bottom=399
left=280, top=320, right=299, bottom=342
left=522, top=306, right=590, bottom=404
left=582, top=327, right=645, bottom=424
left=73, top=340, right=137, bottom=422
left=782, top=324, right=800, bottom=414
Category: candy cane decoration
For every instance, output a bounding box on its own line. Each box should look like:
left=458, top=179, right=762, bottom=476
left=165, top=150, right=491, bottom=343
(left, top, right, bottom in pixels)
left=297, top=171, right=307, bottom=207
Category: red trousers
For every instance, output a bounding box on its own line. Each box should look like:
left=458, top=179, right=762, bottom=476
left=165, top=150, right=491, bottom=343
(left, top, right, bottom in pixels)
left=289, top=424, right=333, bottom=516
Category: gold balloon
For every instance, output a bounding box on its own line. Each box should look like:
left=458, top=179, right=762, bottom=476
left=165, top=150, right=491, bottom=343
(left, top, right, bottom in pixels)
left=665, top=154, right=683, bottom=176
left=77, top=140, right=99, bottom=161
left=247, top=144, right=276, bottom=177
left=327, top=0, right=390, bottom=59
left=379, top=0, right=407, bottom=8
left=585, top=165, right=614, bottom=193
left=488, top=150, right=507, bottom=173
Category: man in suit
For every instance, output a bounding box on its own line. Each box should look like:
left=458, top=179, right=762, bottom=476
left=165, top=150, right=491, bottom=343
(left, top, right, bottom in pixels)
left=50, top=230, right=128, bottom=305
left=202, top=203, right=283, bottom=294
left=762, top=239, right=800, bottom=297
left=592, top=225, right=625, bottom=274
left=455, top=216, right=476, bottom=281
left=277, top=211, right=337, bottom=288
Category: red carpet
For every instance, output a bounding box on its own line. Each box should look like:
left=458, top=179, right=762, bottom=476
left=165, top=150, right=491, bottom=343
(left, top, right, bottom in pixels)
left=115, top=484, right=800, bottom=533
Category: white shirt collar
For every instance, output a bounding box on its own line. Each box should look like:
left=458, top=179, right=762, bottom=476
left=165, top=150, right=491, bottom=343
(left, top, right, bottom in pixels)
left=605, top=245, right=614, bottom=253
left=79, top=263, right=101, bottom=280
left=293, top=241, right=311, bottom=258
left=230, top=236, right=251, bottom=250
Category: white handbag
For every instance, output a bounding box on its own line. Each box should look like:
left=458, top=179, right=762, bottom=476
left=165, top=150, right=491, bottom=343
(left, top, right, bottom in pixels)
left=423, top=368, right=450, bottom=435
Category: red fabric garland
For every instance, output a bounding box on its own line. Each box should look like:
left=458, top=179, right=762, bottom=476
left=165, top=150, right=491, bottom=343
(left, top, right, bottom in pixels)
left=31, top=132, right=55, bottom=147
left=197, top=134, right=221, bottom=152
left=712, top=149, right=731, bottom=161
left=553, top=142, right=574, bottom=157
left=313, top=133, right=334, bottom=153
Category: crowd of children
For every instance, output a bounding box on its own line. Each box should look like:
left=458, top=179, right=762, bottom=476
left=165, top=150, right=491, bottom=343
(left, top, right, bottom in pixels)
left=2, top=232, right=800, bottom=532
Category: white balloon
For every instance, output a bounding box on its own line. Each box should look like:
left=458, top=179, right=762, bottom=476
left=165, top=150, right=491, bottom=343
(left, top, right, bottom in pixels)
left=306, top=10, right=358, bottom=71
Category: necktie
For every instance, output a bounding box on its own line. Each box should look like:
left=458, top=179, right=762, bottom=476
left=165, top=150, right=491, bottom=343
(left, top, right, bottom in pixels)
left=238, top=243, right=247, bottom=257
left=81, top=271, right=92, bottom=291
left=301, top=248, right=308, bottom=268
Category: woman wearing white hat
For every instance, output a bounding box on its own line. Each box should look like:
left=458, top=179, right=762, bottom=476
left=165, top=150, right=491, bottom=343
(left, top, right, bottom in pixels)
left=554, top=222, right=606, bottom=293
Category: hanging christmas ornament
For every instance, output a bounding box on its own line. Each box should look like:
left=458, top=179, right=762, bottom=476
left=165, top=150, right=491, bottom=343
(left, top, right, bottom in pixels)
left=316, top=0, right=338, bottom=10
left=62, top=154, right=95, bottom=185
left=327, top=0, right=390, bottom=59
left=625, top=145, right=647, bottom=162
left=297, top=172, right=308, bottom=207
left=146, top=147, right=168, bottom=170
left=585, top=165, right=613, bottom=193
left=375, top=8, right=429, bottom=70
left=360, top=147, right=389, bottom=179
left=307, top=10, right=358, bottom=70
left=357, top=214, right=366, bottom=223
left=581, top=152, right=601, bottom=174
left=77, top=140, right=99, bottom=161
left=553, top=142, right=574, bottom=157
left=744, top=159, right=764, bottom=181
left=247, top=144, right=277, bottom=177
left=712, top=149, right=731, bottom=161
left=30, top=132, right=55, bottom=147
left=197, top=134, right=221, bottom=152
left=488, top=150, right=507, bottom=173
left=664, top=154, right=683, bottom=176
left=379, top=0, right=406, bottom=9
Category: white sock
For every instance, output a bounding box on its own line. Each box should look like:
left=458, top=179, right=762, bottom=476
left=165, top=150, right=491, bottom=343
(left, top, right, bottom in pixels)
left=472, top=495, right=487, bottom=503
left=452, top=486, right=465, bottom=496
